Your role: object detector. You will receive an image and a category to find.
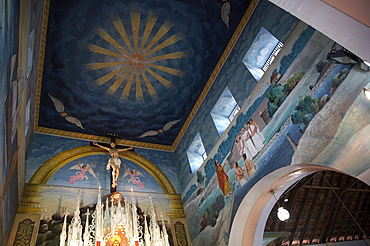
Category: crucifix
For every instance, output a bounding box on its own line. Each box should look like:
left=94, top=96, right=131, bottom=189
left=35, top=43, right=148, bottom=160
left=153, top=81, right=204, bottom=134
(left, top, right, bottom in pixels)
left=91, top=136, right=133, bottom=192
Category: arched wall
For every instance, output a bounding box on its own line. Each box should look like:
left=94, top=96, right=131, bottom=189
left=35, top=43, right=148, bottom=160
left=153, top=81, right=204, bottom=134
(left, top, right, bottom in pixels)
left=28, top=145, right=177, bottom=195
left=229, top=164, right=350, bottom=246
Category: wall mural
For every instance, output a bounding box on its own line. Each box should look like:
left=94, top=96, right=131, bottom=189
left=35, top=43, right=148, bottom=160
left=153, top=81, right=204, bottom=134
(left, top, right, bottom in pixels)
left=49, top=155, right=163, bottom=193
left=176, top=0, right=301, bottom=191
left=25, top=134, right=180, bottom=193
left=179, top=16, right=366, bottom=244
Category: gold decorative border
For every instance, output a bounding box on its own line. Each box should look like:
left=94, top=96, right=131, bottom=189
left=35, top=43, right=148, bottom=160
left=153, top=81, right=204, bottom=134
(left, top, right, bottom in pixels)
left=28, top=145, right=177, bottom=194
left=34, top=0, right=49, bottom=132
left=34, top=0, right=260, bottom=152
left=34, top=126, right=174, bottom=151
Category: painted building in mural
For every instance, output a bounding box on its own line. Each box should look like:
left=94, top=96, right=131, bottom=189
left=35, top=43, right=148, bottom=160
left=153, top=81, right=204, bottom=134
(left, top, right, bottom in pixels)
left=1, top=0, right=370, bottom=245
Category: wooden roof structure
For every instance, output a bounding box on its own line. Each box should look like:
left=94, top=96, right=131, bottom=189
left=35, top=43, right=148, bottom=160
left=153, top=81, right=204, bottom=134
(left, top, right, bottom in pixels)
left=264, top=171, right=370, bottom=245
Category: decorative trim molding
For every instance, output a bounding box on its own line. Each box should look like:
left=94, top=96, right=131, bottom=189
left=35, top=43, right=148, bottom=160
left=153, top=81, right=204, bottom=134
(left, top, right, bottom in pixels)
left=34, top=126, right=174, bottom=151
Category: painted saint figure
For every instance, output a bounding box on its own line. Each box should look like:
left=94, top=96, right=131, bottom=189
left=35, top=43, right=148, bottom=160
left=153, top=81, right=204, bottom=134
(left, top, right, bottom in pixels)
left=241, top=127, right=258, bottom=159
left=233, top=162, right=247, bottom=187
left=93, top=141, right=133, bottom=188
left=247, top=119, right=265, bottom=152
left=214, top=160, right=232, bottom=197
left=234, top=134, right=244, bottom=158
left=242, top=153, right=257, bottom=178
left=69, top=161, right=95, bottom=184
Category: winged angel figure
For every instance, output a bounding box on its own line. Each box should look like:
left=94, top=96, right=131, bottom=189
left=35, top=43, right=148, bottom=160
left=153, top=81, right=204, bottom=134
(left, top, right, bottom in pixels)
left=48, top=93, right=85, bottom=130
left=122, top=166, right=144, bottom=189
left=139, top=119, right=181, bottom=138
left=69, top=161, right=97, bottom=184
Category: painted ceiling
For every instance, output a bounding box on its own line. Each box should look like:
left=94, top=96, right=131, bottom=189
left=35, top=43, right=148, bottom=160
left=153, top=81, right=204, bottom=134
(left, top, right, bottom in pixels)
left=36, top=0, right=252, bottom=150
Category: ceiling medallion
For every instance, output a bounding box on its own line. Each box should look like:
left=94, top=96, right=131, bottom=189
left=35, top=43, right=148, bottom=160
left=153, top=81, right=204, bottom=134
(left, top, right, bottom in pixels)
left=85, top=11, right=186, bottom=101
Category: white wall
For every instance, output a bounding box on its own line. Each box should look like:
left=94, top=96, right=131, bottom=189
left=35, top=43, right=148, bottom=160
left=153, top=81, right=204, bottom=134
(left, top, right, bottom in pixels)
left=269, top=0, right=370, bottom=62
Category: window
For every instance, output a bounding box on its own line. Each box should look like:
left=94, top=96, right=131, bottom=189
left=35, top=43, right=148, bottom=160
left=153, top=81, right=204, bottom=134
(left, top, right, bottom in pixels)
left=228, top=104, right=240, bottom=122
left=27, top=30, right=35, bottom=78
left=211, top=87, right=240, bottom=135
left=187, top=133, right=207, bottom=173
left=25, top=99, right=31, bottom=135
left=261, top=41, right=283, bottom=72
left=242, top=27, right=283, bottom=81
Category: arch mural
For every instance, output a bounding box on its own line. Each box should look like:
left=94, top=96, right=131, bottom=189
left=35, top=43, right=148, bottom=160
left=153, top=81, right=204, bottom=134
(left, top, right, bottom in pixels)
left=29, top=145, right=177, bottom=194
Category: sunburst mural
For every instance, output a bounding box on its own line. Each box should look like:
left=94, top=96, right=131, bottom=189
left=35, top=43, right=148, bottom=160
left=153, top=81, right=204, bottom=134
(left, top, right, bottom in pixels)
left=85, top=11, right=187, bottom=101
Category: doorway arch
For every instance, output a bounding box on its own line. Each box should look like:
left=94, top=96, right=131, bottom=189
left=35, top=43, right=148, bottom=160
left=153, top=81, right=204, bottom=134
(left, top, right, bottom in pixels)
left=228, top=164, right=351, bottom=245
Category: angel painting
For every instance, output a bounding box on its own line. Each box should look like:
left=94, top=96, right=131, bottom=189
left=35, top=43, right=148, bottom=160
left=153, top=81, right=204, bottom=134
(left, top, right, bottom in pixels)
left=48, top=93, right=85, bottom=130
left=69, top=161, right=96, bottom=184
left=139, top=119, right=181, bottom=138
left=122, top=166, right=144, bottom=189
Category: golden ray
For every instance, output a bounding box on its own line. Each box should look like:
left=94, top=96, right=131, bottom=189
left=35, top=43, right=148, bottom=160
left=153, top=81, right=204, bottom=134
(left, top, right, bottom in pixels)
left=88, top=43, right=126, bottom=59
left=95, top=26, right=130, bottom=56
left=144, top=34, right=183, bottom=57
left=143, top=20, right=173, bottom=54
left=121, top=70, right=135, bottom=100
left=148, top=51, right=187, bottom=60
left=88, top=11, right=186, bottom=101
left=140, top=69, right=158, bottom=100
left=147, top=64, right=184, bottom=77
left=112, top=15, right=134, bottom=53
left=135, top=70, right=143, bottom=101
left=95, top=66, right=127, bottom=86
left=131, top=11, right=140, bottom=53
left=107, top=66, right=130, bottom=95
left=85, top=61, right=127, bottom=71
left=144, top=67, right=173, bottom=88
left=140, top=12, right=157, bottom=53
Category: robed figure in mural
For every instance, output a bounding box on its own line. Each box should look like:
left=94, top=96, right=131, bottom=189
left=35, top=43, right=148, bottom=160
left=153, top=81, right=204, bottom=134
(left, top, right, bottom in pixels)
left=240, top=127, right=258, bottom=159
left=214, top=160, right=232, bottom=197
left=247, top=119, right=265, bottom=152
left=93, top=141, right=133, bottom=188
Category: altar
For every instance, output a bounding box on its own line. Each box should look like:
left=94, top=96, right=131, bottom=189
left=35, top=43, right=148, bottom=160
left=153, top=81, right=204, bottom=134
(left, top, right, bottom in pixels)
left=60, top=188, right=170, bottom=246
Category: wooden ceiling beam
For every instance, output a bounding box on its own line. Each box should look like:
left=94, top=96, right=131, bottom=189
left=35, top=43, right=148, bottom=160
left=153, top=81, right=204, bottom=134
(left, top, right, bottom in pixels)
left=335, top=190, right=353, bottom=242
left=344, top=191, right=362, bottom=240
left=319, top=171, right=339, bottom=243
left=299, top=185, right=321, bottom=245
left=288, top=187, right=310, bottom=245
left=308, top=174, right=329, bottom=244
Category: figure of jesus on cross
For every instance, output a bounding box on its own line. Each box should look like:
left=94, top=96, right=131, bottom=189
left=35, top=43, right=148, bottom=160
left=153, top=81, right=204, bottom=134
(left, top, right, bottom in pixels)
left=93, top=141, right=133, bottom=188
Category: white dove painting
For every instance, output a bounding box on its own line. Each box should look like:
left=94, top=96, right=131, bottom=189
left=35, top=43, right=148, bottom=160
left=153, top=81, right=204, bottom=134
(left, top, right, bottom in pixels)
left=48, top=93, right=85, bottom=130
left=138, top=119, right=182, bottom=138
left=221, top=0, right=231, bottom=29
